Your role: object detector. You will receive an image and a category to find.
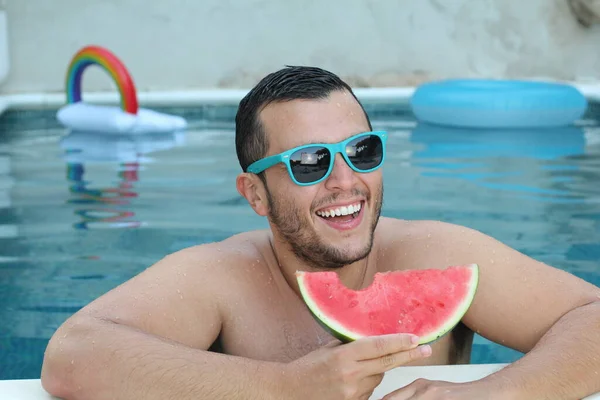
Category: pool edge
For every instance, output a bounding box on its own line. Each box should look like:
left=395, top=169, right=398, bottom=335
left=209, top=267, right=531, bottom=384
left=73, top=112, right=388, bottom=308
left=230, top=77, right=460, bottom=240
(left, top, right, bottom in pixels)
left=0, top=95, right=7, bottom=115
left=2, top=81, right=600, bottom=113
left=0, top=87, right=414, bottom=112
left=2, top=363, right=599, bottom=399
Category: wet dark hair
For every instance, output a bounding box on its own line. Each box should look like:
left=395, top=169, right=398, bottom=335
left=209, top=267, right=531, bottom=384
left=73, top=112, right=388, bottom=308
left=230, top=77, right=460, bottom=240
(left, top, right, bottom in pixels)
left=235, top=65, right=372, bottom=173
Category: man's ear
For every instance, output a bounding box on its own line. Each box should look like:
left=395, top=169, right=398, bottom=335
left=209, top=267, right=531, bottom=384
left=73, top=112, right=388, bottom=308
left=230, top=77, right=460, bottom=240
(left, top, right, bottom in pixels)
left=236, top=173, right=270, bottom=217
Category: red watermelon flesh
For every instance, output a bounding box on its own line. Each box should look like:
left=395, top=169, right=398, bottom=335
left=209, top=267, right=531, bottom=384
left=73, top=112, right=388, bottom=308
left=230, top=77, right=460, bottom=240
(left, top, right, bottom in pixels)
left=296, top=264, right=479, bottom=344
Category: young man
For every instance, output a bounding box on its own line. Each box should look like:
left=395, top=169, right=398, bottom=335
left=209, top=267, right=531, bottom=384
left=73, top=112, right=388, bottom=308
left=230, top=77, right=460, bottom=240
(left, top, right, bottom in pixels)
left=41, top=66, right=600, bottom=400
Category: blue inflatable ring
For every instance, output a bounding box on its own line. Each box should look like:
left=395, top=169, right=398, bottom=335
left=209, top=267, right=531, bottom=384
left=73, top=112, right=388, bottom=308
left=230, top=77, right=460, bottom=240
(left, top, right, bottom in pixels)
left=410, top=79, right=588, bottom=129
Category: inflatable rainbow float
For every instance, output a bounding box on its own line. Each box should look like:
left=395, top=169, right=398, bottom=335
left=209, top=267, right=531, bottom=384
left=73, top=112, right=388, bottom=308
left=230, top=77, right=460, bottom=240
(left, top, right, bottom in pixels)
left=57, top=45, right=187, bottom=134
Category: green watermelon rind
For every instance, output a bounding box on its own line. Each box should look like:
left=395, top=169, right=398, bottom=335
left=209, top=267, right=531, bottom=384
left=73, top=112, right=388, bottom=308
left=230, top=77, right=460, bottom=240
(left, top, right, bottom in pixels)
left=296, top=264, right=479, bottom=345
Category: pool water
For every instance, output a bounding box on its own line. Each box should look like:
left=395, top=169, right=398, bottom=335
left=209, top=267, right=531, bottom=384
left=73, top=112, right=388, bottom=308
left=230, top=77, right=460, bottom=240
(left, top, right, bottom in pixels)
left=1, top=102, right=599, bottom=380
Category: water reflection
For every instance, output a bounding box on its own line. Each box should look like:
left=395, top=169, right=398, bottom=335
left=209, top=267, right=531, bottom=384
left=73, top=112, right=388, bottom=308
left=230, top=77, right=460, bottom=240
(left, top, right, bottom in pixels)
left=59, top=130, right=185, bottom=230
left=409, top=123, right=587, bottom=201
left=410, top=122, right=586, bottom=160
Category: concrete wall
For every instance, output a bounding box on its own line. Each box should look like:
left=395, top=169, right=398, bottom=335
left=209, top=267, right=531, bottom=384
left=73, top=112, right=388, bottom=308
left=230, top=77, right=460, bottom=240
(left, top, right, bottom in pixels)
left=2, top=0, right=600, bottom=94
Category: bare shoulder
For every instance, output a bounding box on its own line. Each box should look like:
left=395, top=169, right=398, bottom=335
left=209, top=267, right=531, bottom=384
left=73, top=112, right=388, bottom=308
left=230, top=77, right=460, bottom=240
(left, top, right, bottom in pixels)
left=374, top=217, right=472, bottom=270
left=72, top=229, right=273, bottom=350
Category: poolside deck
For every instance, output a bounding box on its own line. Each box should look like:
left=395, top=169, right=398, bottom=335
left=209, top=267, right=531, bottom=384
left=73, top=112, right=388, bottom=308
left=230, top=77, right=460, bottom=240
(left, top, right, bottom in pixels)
left=1, top=363, right=599, bottom=399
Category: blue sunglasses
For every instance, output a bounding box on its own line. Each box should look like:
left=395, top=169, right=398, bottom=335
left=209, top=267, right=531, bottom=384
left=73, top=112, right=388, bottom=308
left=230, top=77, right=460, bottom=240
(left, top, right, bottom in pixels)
left=246, top=131, right=388, bottom=186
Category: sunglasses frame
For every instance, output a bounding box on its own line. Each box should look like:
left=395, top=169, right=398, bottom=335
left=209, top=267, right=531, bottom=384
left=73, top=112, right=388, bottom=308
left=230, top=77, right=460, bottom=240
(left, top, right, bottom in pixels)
left=246, top=131, right=388, bottom=186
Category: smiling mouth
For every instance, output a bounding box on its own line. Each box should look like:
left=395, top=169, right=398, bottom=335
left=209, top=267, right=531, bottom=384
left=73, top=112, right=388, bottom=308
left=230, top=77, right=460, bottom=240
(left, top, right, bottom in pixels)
left=315, top=201, right=363, bottom=224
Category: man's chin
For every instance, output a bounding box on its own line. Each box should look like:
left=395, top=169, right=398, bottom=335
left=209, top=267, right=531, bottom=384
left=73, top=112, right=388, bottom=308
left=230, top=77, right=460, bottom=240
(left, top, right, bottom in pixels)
left=318, top=238, right=374, bottom=267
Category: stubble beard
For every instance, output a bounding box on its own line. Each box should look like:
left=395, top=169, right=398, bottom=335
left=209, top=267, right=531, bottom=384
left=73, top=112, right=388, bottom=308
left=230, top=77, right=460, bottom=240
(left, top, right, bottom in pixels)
left=265, top=183, right=383, bottom=270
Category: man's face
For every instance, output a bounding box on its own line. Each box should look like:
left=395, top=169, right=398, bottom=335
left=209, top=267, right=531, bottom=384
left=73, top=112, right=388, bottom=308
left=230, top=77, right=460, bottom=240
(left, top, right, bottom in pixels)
left=259, top=90, right=384, bottom=269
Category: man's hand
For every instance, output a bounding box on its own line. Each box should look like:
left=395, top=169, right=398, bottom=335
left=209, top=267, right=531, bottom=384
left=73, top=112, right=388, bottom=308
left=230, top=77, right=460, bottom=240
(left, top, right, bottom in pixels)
left=285, top=333, right=432, bottom=400
left=378, top=378, right=493, bottom=400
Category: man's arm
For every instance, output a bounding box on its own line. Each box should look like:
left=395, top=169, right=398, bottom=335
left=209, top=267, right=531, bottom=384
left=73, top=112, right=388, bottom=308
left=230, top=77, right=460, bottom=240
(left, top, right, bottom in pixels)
left=410, top=221, right=600, bottom=399
left=40, top=242, right=288, bottom=400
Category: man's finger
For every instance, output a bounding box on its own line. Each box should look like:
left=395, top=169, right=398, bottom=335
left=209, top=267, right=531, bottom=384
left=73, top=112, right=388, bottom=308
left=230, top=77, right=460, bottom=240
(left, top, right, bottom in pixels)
left=347, top=333, right=421, bottom=360
left=379, top=378, right=424, bottom=399
left=323, top=339, right=341, bottom=348
left=359, top=344, right=432, bottom=376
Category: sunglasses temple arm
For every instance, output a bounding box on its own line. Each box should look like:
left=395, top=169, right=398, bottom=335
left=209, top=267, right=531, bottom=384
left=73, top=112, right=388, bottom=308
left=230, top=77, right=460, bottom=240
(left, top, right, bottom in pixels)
left=247, top=154, right=285, bottom=174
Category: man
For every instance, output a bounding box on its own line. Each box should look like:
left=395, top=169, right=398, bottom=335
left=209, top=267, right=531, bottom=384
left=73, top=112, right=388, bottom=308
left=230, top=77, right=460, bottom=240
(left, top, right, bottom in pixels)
left=41, top=66, right=600, bottom=400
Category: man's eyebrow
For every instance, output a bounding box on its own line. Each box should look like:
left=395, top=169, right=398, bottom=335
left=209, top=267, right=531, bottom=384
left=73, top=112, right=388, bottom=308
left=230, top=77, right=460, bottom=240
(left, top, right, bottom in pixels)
left=300, top=140, right=326, bottom=145
left=291, top=131, right=369, bottom=147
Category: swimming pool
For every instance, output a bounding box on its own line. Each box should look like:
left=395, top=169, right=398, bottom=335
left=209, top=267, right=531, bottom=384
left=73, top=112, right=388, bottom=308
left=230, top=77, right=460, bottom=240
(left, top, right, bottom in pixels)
left=1, top=101, right=599, bottom=380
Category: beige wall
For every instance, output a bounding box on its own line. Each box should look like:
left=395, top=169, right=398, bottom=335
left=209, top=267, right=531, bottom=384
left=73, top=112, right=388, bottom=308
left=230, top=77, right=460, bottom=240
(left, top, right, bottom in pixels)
left=2, top=0, right=600, bottom=94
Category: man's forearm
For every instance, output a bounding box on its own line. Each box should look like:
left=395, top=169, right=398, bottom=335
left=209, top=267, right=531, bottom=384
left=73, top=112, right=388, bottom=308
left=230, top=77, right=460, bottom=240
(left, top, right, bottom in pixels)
left=41, top=316, right=289, bottom=400
left=477, top=300, right=600, bottom=400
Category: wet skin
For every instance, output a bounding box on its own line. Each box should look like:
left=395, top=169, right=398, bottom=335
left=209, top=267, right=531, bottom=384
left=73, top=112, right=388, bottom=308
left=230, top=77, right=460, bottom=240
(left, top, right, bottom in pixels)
left=41, top=90, right=600, bottom=400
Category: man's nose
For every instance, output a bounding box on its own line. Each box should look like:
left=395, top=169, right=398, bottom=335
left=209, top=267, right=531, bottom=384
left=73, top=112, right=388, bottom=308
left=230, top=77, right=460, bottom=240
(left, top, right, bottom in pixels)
left=324, top=154, right=357, bottom=191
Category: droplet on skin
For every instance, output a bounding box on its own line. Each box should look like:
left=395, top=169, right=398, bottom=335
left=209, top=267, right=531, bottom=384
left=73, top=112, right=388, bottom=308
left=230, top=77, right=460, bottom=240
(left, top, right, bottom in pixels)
left=427, top=233, right=431, bottom=238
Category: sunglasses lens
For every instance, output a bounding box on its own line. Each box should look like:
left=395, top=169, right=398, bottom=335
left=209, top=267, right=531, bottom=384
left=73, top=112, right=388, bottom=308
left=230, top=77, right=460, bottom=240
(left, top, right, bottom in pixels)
left=346, top=134, right=384, bottom=170
left=289, top=146, right=331, bottom=183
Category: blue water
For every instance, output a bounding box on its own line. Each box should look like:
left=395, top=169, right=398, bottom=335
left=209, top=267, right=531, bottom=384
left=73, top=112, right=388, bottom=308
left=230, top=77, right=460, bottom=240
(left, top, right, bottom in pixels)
left=1, top=103, right=599, bottom=380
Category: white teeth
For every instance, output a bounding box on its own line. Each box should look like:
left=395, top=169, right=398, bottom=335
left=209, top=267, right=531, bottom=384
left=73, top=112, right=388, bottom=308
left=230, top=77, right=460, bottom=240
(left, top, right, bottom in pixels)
left=316, top=202, right=362, bottom=218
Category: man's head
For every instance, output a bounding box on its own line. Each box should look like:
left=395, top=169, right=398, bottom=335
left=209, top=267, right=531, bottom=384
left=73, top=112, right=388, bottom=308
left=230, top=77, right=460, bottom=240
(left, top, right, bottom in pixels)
left=235, top=66, right=385, bottom=270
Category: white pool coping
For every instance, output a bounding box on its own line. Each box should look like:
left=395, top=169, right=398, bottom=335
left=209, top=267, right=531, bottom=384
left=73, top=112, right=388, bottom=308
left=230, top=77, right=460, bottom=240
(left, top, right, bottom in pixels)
left=1, top=80, right=600, bottom=114
left=1, top=363, right=598, bottom=399
left=0, top=87, right=415, bottom=112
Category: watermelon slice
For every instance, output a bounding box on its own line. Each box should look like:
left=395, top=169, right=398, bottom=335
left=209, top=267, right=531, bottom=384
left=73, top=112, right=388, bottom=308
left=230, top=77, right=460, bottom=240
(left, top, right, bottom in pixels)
left=296, top=264, right=479, bottom=344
